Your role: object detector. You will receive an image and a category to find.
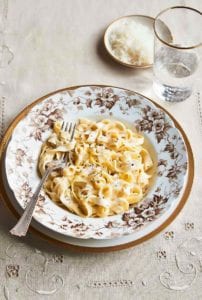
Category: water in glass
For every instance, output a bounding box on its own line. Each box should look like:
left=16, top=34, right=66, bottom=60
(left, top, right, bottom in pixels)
left=153, top=46, right=199, bottom=102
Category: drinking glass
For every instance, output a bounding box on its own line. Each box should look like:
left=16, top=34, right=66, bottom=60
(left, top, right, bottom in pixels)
left=153, top=6, right=202, bottom=102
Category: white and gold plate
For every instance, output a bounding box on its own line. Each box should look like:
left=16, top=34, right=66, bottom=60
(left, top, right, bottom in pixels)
left=1, top=85, right=193, bottom=242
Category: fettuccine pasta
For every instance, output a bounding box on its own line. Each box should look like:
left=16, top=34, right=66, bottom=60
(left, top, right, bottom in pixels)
left=38, top=119, right=154, bottom=217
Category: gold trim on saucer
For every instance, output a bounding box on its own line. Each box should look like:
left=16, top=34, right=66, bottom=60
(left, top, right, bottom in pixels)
left=0, top=85, right=194, bottom=252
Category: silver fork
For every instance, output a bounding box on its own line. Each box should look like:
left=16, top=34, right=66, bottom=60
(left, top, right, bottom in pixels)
left=10, top=121, right=76, bottom=237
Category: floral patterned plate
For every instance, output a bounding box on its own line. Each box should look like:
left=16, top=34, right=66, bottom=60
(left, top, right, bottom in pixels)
left=4, top=86, right=192, bottom=240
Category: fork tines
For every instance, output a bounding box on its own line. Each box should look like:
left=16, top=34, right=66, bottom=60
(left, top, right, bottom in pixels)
left=62, top=121, right=76, bottom=142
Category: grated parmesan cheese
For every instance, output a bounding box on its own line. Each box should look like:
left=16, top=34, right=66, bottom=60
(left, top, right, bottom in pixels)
left=108, top=19, right=153, bottom=66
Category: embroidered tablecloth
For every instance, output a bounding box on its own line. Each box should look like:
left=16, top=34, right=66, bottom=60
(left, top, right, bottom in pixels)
left=0, top=0, right=201, bottom=299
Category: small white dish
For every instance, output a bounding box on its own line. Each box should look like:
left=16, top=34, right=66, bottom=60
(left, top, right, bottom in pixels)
left=104, top=15, right=172, bottom=68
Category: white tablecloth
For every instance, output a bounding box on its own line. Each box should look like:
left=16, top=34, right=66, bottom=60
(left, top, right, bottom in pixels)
left=0, top=0, right=202, bottom=299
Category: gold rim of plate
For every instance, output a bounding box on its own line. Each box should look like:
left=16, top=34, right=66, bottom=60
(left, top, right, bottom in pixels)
left=104, top=15, right=154, bottom=69
left=0, top=85, right=194, bottom=253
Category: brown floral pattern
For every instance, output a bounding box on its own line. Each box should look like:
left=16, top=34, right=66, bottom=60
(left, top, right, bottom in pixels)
left=6, top=86, right=188, bottom=239
left=29, top=98, right=63, bottom=141
left=94, top=88, right=119, bottom=110
left=135, top=105, right=172, bottom=143
left=15, top=148, right=34, bottom=169
left=35, top=194, right=46, bottom=214
left=15, top=148, right=26, bottom=166
left=15, top=182, right=33, bottom=207
left=120, top=194, right=169, bottom=230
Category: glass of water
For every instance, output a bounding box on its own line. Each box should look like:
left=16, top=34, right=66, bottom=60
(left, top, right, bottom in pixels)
left=153, top=6, right=202, bottom=102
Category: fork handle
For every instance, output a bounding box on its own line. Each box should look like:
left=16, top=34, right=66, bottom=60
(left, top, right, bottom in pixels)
left=10, top=167, right=51, bottom=237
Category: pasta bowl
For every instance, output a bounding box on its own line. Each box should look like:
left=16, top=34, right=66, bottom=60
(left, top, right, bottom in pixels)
left=3, top=85, right=192, bottom=239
